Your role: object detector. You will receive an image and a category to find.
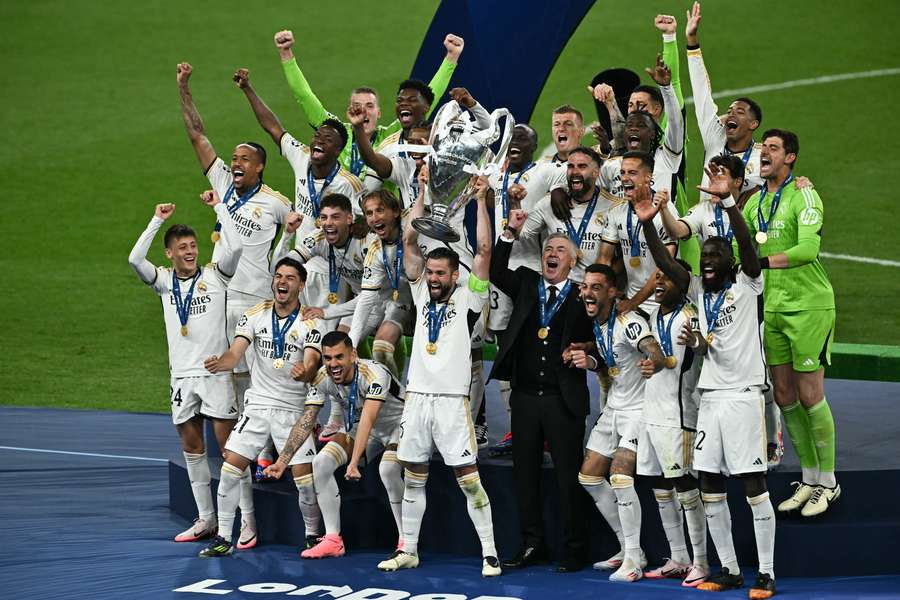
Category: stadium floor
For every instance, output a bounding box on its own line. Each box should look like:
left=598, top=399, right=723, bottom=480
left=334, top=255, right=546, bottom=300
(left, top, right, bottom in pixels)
left=2, top=376, right=900, bottom=599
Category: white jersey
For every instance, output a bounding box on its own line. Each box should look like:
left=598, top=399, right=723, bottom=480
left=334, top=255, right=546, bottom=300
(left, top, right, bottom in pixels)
left=280, top=132, right=365, bottom=239
left=679, top=200, right=737, bottom=243
left=595, top=309, right=654, bottom=411
left=347, top=233, right=413, bottom=346
left=406, top=276, right=488, bottom=396
left=364, top=155, right=422, bottom=210
left=687, top=47, right=764, bottom=201
left=601, top=200, right=679, bottom=303
left=235, top=301, right=324, bottom=410
left=521, top=191, right=618, bottom=282
left=643, top=303, right=701, bottom=429
left=294, top=229, right=367, bottom=295
left=489, top=160, right=567, bottom=272
left=151, top=263, right=231, bottom=378
left=305, top=359, right=404, bottom=432
left=688, top=270, right=767, bottom=390
left=206, top=157, right=292, bottom=298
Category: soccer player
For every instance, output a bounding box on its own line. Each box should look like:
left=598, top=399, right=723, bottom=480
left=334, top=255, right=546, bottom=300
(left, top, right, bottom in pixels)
left=742, top=129, right=838, bottom=517
left=198, top=258, right=325, bottom=557
left=637, top=266, right=709, bottom=586
left=178, top=62, right=292, bottom=534
left=576, top=263, right=665, bottom=583
left=596, top=151, right=678, bottom=312
left=128, top=192, right=242, bottom=543
left=376, top=176, right=500, bottom=576
left=274, top=29, right=463, bottom=178
left=263, top=331, right=405, bottom=558
left=638, top=164, right=777, bottom=598
left=234, top=68, right=364, bottom=242
left=548, top=105, right=586, bottom=165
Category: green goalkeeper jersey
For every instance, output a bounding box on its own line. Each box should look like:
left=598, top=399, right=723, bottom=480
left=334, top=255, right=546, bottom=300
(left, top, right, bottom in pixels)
left=743, top=179, right=835, bottom=312
left=280, top=57, right=456, bottom=179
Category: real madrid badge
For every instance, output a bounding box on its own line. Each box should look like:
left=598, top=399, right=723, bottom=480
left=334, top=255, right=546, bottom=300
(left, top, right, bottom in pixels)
left=253, top=206, right=262, bottom=219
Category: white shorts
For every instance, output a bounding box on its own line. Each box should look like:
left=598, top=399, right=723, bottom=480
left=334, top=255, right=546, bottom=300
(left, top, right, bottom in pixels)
left=470, top=304, right=488, bottom=350
left=302, top=272, right=343, bottom=333
left=693, top=387, right=767, bottom=476
left=338, top=300, right=386, bottom=335
left=170, top=374, right=238, bottom=425
left=398, top=392, right=477, bottom=467
left=384, top=297, right=414, bottom=333
left=225, top=404, right=316, bottom=466
left=486, top=285, right=513, bottom=332
left=227, top=290, right=265, bottom=374
left=586, top=407, right=642, bottom=458
left=636, top=423, right=695, bottom=478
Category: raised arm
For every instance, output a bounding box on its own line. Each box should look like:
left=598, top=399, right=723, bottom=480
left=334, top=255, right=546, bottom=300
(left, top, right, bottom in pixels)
left=402, top=167, right=428, bottom=281
left=646, top=55, right=684, bottom=156
left=657, top=190, right=691, bottom=240
left=233, top=69, right=286, bottom=146
left=450, top=88, right=491, bottom=129
left=657, top=15, right=685, bottom=110
left=633, top=186, right=691, bottom=291
left=128, top=204, right=173, bottom=284
left=424, top=34, right=464, bottom=119
left=348, top=106, right=392, bottom=178
left=202, top=190, right=244, bottom=277
left=176, top=63, right=217, bottom=171
left=698, top=164, right=760, bottom=277
left=270, top=212, right=304, bottom=270
left=470, top=176, right=493, bottom=282
left=275, top=30, right=331, bottom=128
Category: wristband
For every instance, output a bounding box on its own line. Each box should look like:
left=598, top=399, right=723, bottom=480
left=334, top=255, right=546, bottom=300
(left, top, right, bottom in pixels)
left=503, top=225, right=520, bottom=240
left=760, top=257, right=770, bottom=269
left=720, top=194, right=736, bottom=209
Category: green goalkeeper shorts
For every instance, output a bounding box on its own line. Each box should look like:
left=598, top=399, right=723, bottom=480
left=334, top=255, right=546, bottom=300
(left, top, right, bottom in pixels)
left=764, top=309, right=835, bottom=372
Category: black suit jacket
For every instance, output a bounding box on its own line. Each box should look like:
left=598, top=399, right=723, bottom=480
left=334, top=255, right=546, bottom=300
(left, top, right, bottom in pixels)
left=488, top=239, right=596, bottom=418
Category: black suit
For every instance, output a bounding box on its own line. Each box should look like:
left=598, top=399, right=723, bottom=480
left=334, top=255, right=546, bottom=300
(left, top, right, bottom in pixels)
left=489, top=238, right=595, bottom=561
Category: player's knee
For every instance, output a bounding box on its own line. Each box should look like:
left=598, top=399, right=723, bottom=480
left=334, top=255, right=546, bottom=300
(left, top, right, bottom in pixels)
left=456, top=471, right=489, bottom=509
left=674, top=474, right=699, bottom=494
left=740, top=472, right=768, bottom=498
left=404, top=468, right=428, bottom=488
left=699, top=471, right=727, bottom=495
left=677, top=488, right=701, bottom=509
left=653, top=487, right=674, bottom=503
left=578, top=472, right=605, bottom=490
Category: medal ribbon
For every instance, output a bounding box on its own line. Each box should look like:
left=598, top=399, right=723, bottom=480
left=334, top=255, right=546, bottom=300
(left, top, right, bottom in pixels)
left=345, top=364, right=359, bottom=431
left=756, top=173, right=794, bottom=236
left=703, top=283, right=731, bottom=338
left=307, top=162, right=340, bottom=218
left=713, top=204, right=734, bottom=242
left=537, top=279, right=572, bottom=330
left=656, top=302, right=685, bottom=357
left=172, top=269, right=201, bottom=328
left=501, top=162, right=535, bottom=221
left=349, top=141, right=364, bottom=177
left=213, top=180, right=262, bottom=234
left=328, top=244, right=346, bottom=296
left=626, top=201, right=644, bottom=259
left=271, top=306, right=300, bottom=360
left=591, top=301, right=618, bottom=371
left=564, top=188, right=599, bottom=254
left=427, top=300, right=449, bottom=346
left=382, top=236, right=403, bottom=295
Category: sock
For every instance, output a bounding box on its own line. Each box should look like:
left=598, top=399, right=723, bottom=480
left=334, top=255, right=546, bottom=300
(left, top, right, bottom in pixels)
left=257, top=439, right=275, bottom=464
left=379, top=451, right=405, bottom=539
left=807, top=399, right=837, bottom=488
left=781, top=401, right=819, bottom=484
left=401, top=469, right=428, bottom=555
left=765, top=394, right=782, bottom=446
left=468, top=361, right=485, bottom=421
left=748, top=492, right=776, bottom=578
left=238, top=466, right=255, bottom=529
left=498, top=380, right=512, bottom=414
left=654, top=488, right=690, bottom=565
left=294, top=473, right=323, bottom=537
left=184, top=452, right=214, bottom=521
left=216, top=462, right=243, bottom=542
left=457, top=472, right=496, bottom=558
left=610, top=474, right=642, bottom=563
left=677, top=489, right=708, bottom=567
left=702, top=492, right=739, bottom=574
left=313, top=443, right=347, bottom=535
left=372, top=340, right=400, bottom=380
left=579, top=473, right=624, bottom=550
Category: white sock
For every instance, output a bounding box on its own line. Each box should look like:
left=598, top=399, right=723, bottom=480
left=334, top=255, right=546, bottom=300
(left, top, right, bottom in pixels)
left=457, top=471, right=496, bottom=557
left=765, top=395, right=781, bottom=446
left=748, top=492, right=776, bottom=578
left=499, top=380, right=512, bottom=417
left=677, top=488, right=708, bottom=567
left=703, top=492, right=739, bottom=573
left=401, top=469, right=428, bottom=555
left=579, top=473, right=624, bottom=550
left=313, top=443, right=346, bottom=536
left=468, top=361, right=484, bottom=421
left=238, top=466, right=255, bottom=529
left=654, top=488, right=690, bottom=565
left=818, top=471, right=837, bottom=488
left=294, top=473, right=323, bottom=538
left=372, top=340, right=400, bottom=380
left=379, top=451, right=404, bottom=538
left=184, top=452, right=214, bottom=521
left=802, top=467, right=820, bottom=486
left=611, top=474, right=642, bottom=562
left=216, top=462, right=243, bottom=542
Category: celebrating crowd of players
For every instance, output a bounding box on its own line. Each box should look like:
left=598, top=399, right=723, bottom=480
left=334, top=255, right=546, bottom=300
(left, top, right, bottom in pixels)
left=128, top=4, right=839, bottom=597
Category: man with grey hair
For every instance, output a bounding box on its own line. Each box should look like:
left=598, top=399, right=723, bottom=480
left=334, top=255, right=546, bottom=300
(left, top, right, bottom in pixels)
left=489, top=219, right=598, bottom=573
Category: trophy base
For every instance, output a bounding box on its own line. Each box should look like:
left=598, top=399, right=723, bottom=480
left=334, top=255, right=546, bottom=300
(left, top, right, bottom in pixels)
left=412, top=217, right=460, bottom=243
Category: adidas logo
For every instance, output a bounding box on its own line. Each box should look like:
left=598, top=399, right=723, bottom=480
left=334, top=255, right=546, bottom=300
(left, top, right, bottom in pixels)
left=753, top=457, right=764, bottom=465
left=670, top=463, right=681, bottom=470
left=629, top=439, right=638, bottom=446
left=461, top=449, right=472, bottom=458
left=802, top=358, right=816, bottom=367
left=306, top=448, right=315, bottom=456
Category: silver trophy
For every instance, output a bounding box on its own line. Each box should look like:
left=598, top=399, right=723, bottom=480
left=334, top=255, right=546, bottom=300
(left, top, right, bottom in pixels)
left=412, top=100, right=515, bottom=243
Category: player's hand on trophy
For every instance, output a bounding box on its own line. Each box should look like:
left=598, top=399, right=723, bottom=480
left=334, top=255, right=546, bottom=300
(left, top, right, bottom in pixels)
left=449, top=87, right=476, bottom=108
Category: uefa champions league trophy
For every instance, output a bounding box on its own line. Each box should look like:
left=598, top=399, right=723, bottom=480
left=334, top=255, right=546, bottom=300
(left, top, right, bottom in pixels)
left=411, top=100, right=515, bottom=243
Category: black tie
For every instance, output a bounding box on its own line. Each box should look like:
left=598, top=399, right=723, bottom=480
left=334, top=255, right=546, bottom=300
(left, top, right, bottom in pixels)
left=546, top=285, right=558, bottom=309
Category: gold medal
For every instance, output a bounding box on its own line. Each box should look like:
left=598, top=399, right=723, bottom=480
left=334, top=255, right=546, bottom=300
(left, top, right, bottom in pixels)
left=328, top=292, right=339, bottom=304
left=629, top=256, right=641, bottom=268
left=608, top=366, right=620, bottom=377
left=501, top=218, right=508, bottom=229
left=211, top=231, right=220, bottom=243
left=665, top=355, right=677, bottom=369
left=273, top=358, right=285, bottom=369
left=392, top=289, right=400, bottom=301
left=425, top=342, right=437, bottom=354
left=180, top=325, right=188, bottom=336
left=755, top=231, right=768, bottom=244
left=706, top=333, right=714, bottom=345
left=537, top=327, right=549, bottom=339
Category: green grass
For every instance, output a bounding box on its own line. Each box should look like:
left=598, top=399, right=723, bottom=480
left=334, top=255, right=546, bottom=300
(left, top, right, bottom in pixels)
left=3, top=0, right=899, bottom=412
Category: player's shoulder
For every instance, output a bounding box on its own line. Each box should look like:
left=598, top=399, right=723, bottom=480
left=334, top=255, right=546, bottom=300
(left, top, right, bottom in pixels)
left=358, top=359, right=385, bottom=382
left=246, top=300, right=273, bottom=317
left=312, top=365, right=329, bottom=387
left=337, top=168, right=365, bottom=193
left=260, top=184, right=292, bottom=208
left=377, top=131, right=402, bottom=151
left=599, top=188, right=622, bottom=205
left=682, top=302, right=699, bottom=319
left=795, top=183, right=822, bottom=206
